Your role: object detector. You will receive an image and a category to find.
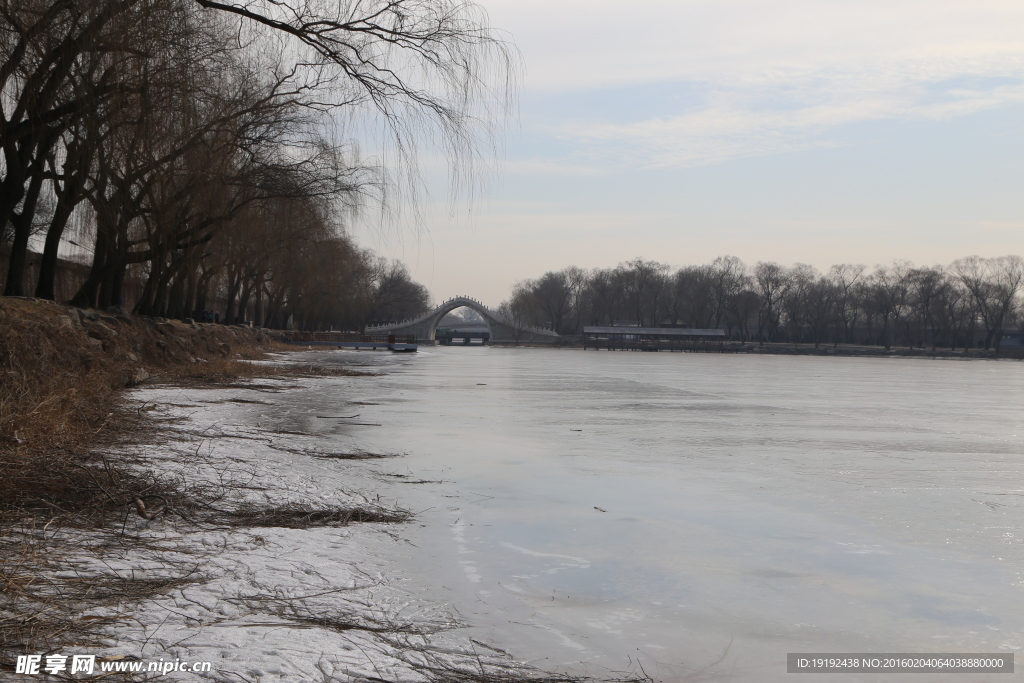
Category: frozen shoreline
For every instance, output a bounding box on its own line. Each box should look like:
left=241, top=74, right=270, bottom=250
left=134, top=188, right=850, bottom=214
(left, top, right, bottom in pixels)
left=40, top=344, right=1024, bottom=683
left=50, top=365, right=544, bottom=682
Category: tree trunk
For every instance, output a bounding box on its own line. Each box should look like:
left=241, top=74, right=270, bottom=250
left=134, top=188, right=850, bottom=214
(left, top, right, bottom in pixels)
left=134, top=249, right=166, bottom=315
left=0, top=148, right=31, bottom=294
left=35, top=198, right=78, bottom=300
left=3, top=160, right=47, bottom=296
left=36, top=137, right=91, bottom=300
left=252, top=274, right=264, bottom=327
left=4, top=213, right=33, bottom=296
left=224, top=267, right=241, bottom=324
left=151, top=253, right=180, bottom=317
left=70, top=225, right=111, bottom=308
left=183, top=267, right=198, bottom=319
left=236, top=277, right=253, bottom=324
left=195, top=267, right=216, bottom=314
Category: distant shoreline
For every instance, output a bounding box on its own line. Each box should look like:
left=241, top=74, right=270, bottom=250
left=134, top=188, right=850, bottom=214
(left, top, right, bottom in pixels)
left=490, top=339, right=1024, bottom=360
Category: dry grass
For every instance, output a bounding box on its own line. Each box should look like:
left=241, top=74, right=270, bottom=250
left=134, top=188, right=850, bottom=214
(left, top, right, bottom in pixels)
left=0, top=411, right=183, bottom=529
left=278, top=364, right=380, bottom=378
left=0, top=298, right=374, bottom=522
left=267, top=444, right=400, bottom=459
left=0, top=298, right=389, bottom=676
left=216, top=502, right=411, bottom=529
left=0, top=298, right=274, bottom=443
left=0, top=524, right=207, bottom=678
left=157, top=357, right=379, bottom=388
left=1, top=304, right=118, bottom=446
left=159, top=356, right=278, bottom=384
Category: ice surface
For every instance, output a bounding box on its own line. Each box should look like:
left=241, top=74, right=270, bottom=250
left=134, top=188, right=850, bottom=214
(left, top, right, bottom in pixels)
left=328, top=348, right=1024, bottom=682
left=80, top=348, right=1024, bottom=682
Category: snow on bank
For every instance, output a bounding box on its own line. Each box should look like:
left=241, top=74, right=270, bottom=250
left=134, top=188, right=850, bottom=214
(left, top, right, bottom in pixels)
left=65, top=373, right=531, bottom=682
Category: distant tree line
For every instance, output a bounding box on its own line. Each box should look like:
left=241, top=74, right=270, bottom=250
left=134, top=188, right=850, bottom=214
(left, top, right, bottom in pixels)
left=501, top=256, right=1024, bottom=351
left=0, top=0, right=512, bottom=330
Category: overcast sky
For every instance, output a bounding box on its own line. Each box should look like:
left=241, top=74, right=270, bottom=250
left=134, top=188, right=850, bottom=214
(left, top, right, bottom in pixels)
left=366, top=0, right=1024, bottom=308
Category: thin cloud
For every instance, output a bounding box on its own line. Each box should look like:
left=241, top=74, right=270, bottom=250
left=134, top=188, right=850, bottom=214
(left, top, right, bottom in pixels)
left=501, top=158, right=610, bottom=176
left=481, top=0, right=1024, bottom=169
left=551, top=70, right=1024, bottom=169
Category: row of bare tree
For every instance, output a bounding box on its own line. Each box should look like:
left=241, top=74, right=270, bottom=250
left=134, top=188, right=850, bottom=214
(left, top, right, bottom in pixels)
left=502, top=256, right=1024, bottom=351
left=1, top=0, right=511, bottom=328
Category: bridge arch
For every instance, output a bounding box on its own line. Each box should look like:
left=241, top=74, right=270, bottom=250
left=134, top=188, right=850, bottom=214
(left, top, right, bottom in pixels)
left=427, top=297, right=495, bottom=342
left=366, top=295, right=558, bottom=345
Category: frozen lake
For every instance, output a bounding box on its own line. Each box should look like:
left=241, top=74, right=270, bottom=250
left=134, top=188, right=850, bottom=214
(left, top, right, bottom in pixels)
left=278, top=347, right=1024, bottom=681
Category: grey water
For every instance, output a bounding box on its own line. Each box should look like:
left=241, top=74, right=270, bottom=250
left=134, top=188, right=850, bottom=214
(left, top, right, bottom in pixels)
left=292, top=347, right=1024, bottom=681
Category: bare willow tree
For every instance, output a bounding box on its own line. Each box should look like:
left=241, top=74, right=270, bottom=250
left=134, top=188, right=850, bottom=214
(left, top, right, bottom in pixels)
left=827, top=264, right=865, bottom=344
left=362, top=257, right=430, bottom=326
left=189, top=0, right=520, bottom=217
left=953, top=256, right=1024, bottom=350
left=2, top=0, right=517, bottom=320
left=0, top=0, right=131, bottom=294
left=754, top=262, right=787, bottom=344
left=498, top=282, right=535, bottom=345
left=516, top=267, right=585, bottom=334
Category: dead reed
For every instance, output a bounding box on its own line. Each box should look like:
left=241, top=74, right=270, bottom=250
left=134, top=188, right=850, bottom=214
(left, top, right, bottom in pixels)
left=0, top=524, right=207, bottom=677
left=267, top=444, right=400, bottom=459
left=218, top=503, right=411, bottom=528
left=275, top=364, right=381, bottom=378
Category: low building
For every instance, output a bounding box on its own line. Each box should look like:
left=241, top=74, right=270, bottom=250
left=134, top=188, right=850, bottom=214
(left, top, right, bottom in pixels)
left=582, top=326, right=726, bottom=351
left=1000, top=330, right=1023, bottom=348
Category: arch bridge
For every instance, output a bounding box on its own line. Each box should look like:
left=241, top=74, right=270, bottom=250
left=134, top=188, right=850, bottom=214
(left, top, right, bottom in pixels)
left=366, top=296, right=558, bottom=345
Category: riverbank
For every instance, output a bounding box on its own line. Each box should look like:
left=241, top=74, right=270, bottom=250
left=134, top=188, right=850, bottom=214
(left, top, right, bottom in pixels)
left=0, top=297, right=317, bottom=678
left=504, top=338, right=1024, bottom=359
left=0, top=299, right=578, bottom=682
left=0, top=296, right=286, bottom=539
left=728, top=340, right=1024, bottom=359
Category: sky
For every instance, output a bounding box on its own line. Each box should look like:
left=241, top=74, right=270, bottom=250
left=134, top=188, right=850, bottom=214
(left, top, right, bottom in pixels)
left=364, top=0, right=1024, bottom=308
